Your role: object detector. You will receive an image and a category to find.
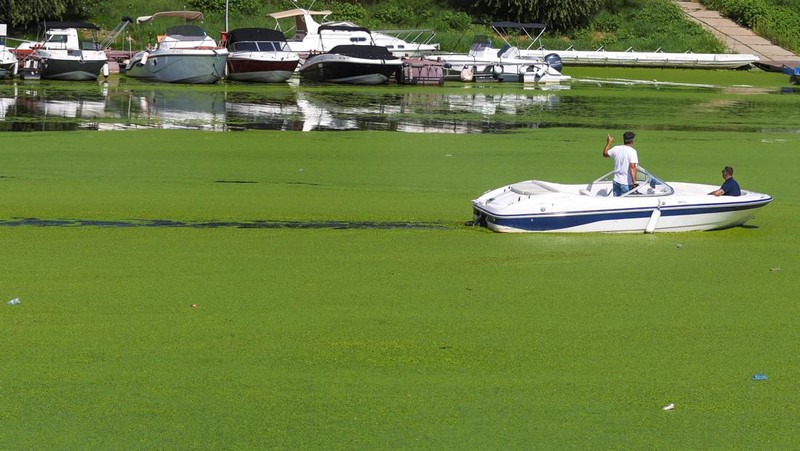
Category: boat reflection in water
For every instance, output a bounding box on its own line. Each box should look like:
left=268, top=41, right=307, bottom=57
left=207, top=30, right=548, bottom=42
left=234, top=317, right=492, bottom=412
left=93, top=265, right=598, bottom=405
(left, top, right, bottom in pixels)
left=0, top=83, right=111, bottom=131
left=125, top=89, right=227, bottom=130
left=0, top=80, right=565, bottom=133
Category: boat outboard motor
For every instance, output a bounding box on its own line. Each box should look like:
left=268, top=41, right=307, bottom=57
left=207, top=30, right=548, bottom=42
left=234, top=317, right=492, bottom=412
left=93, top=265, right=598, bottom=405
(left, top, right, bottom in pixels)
left=544, top=53, right=563, bottom=72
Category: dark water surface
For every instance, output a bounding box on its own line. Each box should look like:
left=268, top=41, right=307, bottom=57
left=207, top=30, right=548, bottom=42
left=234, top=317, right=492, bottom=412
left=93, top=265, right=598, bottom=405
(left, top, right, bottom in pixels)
left=1, top=73, right=798, bottom=134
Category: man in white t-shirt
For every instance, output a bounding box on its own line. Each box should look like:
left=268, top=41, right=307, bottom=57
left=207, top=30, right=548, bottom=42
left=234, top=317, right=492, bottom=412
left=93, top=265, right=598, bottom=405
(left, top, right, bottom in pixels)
left=602, top=131, right=639, bottom=196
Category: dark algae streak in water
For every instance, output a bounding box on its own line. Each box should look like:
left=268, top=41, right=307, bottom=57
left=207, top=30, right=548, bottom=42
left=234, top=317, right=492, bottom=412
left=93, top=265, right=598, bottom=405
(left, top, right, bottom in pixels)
left=0, top=218, right=447, bottom=230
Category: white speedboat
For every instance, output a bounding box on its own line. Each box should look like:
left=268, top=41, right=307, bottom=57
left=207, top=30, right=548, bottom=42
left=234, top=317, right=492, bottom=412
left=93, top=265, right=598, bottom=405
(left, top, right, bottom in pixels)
left=269, top=8, right=439, bottom=59
left=222, top=27, right=299, bottom=82
left=438, top=36, right=569, bottom=84
left=299, top=25, right=402, bottom=85
left=124, top=11, right=228, bottom=84
left=435, top=22, right=568, bottom=83
left=471, top=167, right=772, bottom=233
left=22, top=22, right=108, bottom=81
left=0, top=24, right=18, bottom=78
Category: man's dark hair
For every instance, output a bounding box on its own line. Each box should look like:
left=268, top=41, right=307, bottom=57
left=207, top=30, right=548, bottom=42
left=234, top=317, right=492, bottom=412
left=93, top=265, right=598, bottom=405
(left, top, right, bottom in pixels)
left=723, top=166, right=734, bottom=176
left=623, top=131, right=635, bottom=144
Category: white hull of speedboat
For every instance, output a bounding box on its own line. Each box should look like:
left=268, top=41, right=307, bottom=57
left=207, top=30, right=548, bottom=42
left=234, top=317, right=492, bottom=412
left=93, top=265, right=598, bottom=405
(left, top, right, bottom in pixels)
left=472, top=168, right=772, bottom=233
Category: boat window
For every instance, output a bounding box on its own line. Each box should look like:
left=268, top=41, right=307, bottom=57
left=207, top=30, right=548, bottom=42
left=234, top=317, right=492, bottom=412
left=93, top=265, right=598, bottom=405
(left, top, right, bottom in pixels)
left=256, top=42, right=277, bottom=51
left=234, top=42, right=258, bottom=51
left=349, top=37, right=367, bottom=43
left=46, top=34, right=68, bottom=49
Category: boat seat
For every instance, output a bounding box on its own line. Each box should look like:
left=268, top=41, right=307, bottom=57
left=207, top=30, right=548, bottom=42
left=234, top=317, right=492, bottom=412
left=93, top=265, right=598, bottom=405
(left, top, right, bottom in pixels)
left=579, top=189, right=592, bottom=196
left=595, top=189, right=609, bottom=197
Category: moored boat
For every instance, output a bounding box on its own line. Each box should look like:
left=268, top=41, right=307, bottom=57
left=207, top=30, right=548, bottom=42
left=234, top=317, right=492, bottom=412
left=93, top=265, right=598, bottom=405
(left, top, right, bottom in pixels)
left=21, top=22, right=108, bottom=81
left=124, top=11, right=228, bottom=84
left=269, top=8, right=439, bottom=60
left=299, top=25, right=402, bottom=85
left=222, top=27, right=299, bottom=82
left=471, top=167, right=772, bottom=233
left=438, top=36, right=569, bottom=84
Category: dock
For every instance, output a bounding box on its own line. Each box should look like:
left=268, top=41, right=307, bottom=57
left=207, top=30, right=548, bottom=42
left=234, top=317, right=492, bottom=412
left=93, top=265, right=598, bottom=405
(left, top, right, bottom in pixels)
left=674, top=0, right=800, bottom=72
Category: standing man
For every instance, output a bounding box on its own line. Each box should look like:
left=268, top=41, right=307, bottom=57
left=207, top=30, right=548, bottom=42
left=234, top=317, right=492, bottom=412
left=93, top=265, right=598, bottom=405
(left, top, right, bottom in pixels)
left=709, top=166, right=741, bottom=196
left=602, top=131, right=639, bottom=196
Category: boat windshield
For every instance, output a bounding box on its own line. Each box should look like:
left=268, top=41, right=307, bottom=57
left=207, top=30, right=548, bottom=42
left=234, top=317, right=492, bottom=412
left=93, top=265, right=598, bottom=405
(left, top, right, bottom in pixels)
left=232, top=41, right=290, bottom=52
left=590, top=166, right=674, bottom=197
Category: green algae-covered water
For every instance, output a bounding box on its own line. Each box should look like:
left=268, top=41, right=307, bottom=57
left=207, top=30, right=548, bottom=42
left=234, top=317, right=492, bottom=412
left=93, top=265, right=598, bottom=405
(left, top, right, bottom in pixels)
left=0, top=68, right=798, bottom=448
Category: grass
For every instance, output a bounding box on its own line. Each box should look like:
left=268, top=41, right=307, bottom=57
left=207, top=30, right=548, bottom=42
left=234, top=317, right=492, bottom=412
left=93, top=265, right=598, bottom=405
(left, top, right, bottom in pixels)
left=0, top=126, right=797, bottom=447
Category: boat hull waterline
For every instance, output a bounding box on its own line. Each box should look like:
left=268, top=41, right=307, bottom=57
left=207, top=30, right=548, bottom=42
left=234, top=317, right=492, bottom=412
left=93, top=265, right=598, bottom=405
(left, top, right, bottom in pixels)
left=471, top=168, right=772, bottom=233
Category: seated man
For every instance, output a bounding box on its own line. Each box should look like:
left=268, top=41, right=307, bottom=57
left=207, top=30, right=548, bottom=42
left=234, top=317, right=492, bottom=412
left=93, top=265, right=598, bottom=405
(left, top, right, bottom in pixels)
left=709, top=166, right=741, bottom=196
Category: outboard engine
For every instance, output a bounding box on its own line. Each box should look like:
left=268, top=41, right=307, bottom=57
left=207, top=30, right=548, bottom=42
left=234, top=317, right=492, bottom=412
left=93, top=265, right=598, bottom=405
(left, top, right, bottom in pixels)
left=543, top=53, right=563, bottom=72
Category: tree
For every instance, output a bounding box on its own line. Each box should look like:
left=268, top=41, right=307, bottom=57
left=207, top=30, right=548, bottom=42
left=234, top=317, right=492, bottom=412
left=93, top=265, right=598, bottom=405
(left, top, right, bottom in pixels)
left=0, top=0, right=90, bottom=28
left=458, top=0, right=605, bottom=31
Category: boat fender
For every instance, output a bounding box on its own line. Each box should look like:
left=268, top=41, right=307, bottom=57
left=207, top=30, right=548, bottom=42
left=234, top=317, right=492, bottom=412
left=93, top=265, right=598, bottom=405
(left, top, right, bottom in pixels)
left=493, top=65, right=503, bottom=75
left=141, top=52, right=149, bottom=65
left=460, top=67, right=473, bottom=82
left=644, top=208, right=661, bottom=233
left=102, top=63, right=109, bottom=78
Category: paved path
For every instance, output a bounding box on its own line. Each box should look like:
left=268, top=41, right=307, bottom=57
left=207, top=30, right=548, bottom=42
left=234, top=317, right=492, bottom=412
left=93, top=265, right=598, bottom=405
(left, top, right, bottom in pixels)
left=674, top=0, right=800, bottom=71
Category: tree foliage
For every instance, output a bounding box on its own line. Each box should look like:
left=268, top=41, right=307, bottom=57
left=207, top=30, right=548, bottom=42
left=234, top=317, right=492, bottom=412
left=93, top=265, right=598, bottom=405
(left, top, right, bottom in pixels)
left=469, top=0, right=604, bottom=31
left=0, top=0, right=92, bottom=28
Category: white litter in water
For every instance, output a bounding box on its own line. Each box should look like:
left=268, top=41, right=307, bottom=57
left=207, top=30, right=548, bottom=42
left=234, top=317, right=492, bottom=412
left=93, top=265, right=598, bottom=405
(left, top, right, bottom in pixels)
left=7, top=298, right=20, bottom=305
left=662, top=403, right=675, bottom=411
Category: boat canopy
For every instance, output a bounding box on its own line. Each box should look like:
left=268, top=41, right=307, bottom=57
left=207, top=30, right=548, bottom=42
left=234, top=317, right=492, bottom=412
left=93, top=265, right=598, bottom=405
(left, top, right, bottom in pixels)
left=137, top=11, right=204, bottom=25
left=328, top=44, right=396, bottom=59
left=268, top=9, right=332, bottom=20
left=227, top=28, right=287, bottom=43
left=490, top=21, right=546, bottom=30
left=43, top=21, right=99, bottom=30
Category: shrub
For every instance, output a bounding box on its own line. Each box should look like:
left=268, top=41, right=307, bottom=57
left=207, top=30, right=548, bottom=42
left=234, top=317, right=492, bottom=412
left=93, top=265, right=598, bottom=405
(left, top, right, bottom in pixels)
left=188, top=0, right=261, bottom=14
left=320, top=1, right=367, bottom=23
left=439, top=11, right=472, bottom=31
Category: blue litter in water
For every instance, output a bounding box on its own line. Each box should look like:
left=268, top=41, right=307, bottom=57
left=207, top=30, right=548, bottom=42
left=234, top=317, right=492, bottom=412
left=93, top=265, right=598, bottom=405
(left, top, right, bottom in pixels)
left=752, top=373, right=768, bottom=381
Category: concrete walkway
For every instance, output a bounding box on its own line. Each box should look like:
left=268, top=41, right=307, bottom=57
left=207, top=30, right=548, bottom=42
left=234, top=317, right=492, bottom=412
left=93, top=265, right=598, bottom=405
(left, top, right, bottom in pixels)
left=674, top=0, right=800, bottom=71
